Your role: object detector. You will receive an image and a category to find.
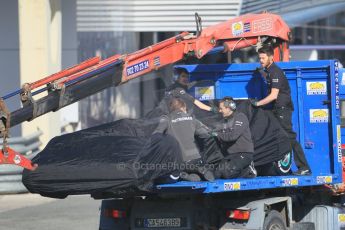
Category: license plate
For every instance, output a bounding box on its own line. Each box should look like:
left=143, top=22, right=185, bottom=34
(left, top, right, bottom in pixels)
left=145, top=218, right=181, bottom=228
left=135, top=217, right=184, bottom=228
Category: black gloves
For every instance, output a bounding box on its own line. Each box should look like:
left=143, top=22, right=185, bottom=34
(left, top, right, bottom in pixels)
left=210, top=131, right=218, bottom=137
left=210, top=105, right=219, bottom=113
left=249, top=98, right=258, bottom=107
left=255, top=67, right=268, bottom=78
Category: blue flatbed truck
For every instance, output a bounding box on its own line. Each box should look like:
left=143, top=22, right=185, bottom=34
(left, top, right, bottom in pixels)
left=99, top=60, right=345, bottom=230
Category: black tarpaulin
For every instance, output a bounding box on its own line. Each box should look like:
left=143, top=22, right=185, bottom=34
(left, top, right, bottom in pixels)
left=196, top=100, right=291, bottom=166
left=22, top=99, right=291, bottom=198
left=23, top=133, right=182, bottom=198
left=236, top=101, right=291, bottom=165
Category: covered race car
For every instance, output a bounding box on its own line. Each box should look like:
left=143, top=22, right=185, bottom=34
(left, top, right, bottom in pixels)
left=22, top=99, right=291, bottom=198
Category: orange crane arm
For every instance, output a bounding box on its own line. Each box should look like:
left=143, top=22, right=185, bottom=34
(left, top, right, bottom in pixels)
left=121, top=13, right=290, bottom=82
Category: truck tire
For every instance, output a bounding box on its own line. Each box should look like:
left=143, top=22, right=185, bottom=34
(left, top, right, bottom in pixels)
left=263, top=210, right=287, bottom=230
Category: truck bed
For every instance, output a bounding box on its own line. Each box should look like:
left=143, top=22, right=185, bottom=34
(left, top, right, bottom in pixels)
left=158, top=59, right=343, bottom=194
left=157, top=173, right=339, bottom=193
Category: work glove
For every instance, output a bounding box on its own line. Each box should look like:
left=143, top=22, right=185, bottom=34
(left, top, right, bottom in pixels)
left=255, top=67, right=263, bottom=74
left=209, top=131, right=218, bottom=137
left=254, top=67, right=268, bottom=78
left=210, top=105, right=219, bottom=113
left=249, top=98, right=258, bottom=107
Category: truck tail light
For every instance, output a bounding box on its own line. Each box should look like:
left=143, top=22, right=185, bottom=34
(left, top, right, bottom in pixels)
left=226, top=209, right=250, bottom=220
left=103, top=209, right=127, bottom=219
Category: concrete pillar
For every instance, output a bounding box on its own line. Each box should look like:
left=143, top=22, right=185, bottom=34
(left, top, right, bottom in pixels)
left=18, top=0, right=62, bottom=146
left=0, top=0, right=21, bottom=136
left=78, top=31, right=141, bottom=128
left=60, top=0, right=78, bottom=132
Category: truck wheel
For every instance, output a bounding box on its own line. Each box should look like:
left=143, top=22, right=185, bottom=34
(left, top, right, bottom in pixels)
left=263, top=210, right=287, bottom=230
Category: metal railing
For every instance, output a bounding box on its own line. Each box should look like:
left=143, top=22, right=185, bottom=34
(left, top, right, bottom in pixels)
left=0, top=131, right=42, bottom=194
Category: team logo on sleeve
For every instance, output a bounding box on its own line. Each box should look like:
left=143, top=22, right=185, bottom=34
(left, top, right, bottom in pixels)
left=235, top=121, right=243, bottom=126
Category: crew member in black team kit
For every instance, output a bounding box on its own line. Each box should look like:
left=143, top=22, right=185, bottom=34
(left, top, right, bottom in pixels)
left=164, top=69, right=217, bottom=113
left=154, top=97, right=215, bottom=182
left=212, top=97, right=256, bottom=179
left=252, top=45, right=311, bottom=175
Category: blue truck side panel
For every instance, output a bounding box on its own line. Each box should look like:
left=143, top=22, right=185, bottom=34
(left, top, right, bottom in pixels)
left=157, top=60, right=342, bottom=193
left=339, top=67, right=345, bottom=145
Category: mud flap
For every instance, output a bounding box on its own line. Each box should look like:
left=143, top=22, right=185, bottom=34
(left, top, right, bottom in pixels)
left=0, top=147, right=38, bottom=171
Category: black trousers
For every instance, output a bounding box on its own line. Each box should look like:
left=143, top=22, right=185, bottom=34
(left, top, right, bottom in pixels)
left=273, top=108, right=310, bottom=171
left=214, top=154, right=252, bottom=179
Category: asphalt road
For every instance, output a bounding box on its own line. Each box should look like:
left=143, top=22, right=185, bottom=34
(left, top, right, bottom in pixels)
left=0, top=193, right=101, bottom=230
